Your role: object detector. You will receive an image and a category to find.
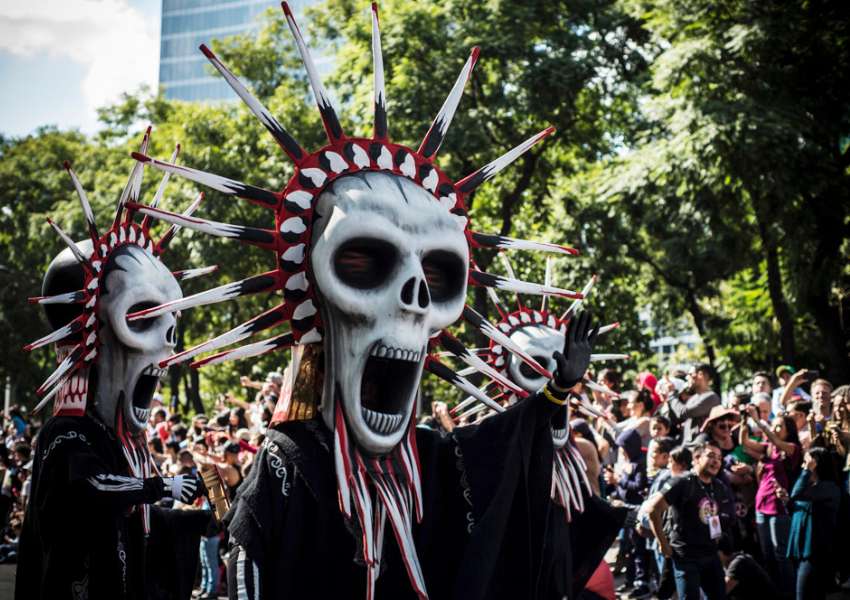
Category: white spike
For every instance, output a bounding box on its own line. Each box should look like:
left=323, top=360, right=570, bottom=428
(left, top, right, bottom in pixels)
left=127, top=271, right=280, bottom=321
left=417, top=47, right=479, bottom=159
left=371, top=2, right=387, bottom=138
left=47, top=219, right=89, bottom=265
left=457, top=127, right=555, bottom=193
left=591, top=353, right=630, bottom=361
left=562, top=275, right=598, bottom=320
left=191, top=331, right=298, bottom=368
left=161, top=305, right=286, bottom=368
left=541, top=256, right=553, bottom=312
left=149, top=144, right=180, bottom=209
left=173, top=265, right=218, bottom=281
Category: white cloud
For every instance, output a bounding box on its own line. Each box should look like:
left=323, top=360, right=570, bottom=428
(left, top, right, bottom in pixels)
left=0, top=0, right=158, bottom=120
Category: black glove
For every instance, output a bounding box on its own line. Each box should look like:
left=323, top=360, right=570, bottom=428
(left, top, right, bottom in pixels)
left=552, top=311, right=598, bottom=390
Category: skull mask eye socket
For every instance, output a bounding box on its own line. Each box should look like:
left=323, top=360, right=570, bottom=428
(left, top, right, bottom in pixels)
left=334, top=237, right=399, bottom=289
left=519, top=357, right=549, bottom=381
left=422, top=250, right=465, bottom=303
left=127, top=302, right=159, bottom=333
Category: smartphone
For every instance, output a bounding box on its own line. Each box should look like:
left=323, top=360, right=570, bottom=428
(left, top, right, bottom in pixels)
left=804, top=370, right=820, bottom=383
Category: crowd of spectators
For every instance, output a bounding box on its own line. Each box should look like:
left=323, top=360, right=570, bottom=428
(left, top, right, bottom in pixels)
left=425, top=363, right=850, bottom=600
left=0, top=370, right=284, bottom=598
left=4, top=360, right=850, bottom=600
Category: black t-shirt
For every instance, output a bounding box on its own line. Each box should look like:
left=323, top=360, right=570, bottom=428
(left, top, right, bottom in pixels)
left=726, top=552, right=777, bottom=599
left=661, top=473, right=734, bottom=559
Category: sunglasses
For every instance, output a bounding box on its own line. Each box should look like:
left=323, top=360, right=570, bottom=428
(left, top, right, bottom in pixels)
left=714, top=421, right=733, bottom=431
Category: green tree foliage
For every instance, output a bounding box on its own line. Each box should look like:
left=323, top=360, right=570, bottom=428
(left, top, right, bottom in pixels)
left=581, top=0, right=850, bottom=385
left=3, top=0, right=848, bottom=415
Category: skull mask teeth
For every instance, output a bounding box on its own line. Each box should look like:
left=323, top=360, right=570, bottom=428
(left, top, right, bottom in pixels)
left=312, top=172, right=468, bottom=455
left=96, top=245, right=181, bottom=432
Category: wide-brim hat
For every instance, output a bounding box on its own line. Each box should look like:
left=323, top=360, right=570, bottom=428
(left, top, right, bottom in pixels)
left=701, top=405, right=741, bottom=432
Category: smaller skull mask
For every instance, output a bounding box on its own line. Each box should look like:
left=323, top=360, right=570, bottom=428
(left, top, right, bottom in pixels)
left=506, top=324, right=569, bottom=447
left=311, top=172, right=469, bottom=455
left=95, top=245, right=181, bottom=432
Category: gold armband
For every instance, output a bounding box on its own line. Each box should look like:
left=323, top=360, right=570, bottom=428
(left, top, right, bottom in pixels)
left=543, top=384, right=569, bottom=406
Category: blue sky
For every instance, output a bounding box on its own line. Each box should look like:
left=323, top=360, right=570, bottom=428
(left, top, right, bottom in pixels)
left=0, top=0, right=161, bottom=138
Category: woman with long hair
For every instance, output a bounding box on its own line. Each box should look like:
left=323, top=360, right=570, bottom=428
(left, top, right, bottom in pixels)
left=781, top=447, right=841, bottom=600
left=740, top=406, right=801, bottom=595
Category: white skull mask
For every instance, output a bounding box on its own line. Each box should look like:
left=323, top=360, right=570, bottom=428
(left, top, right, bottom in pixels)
left=507, top=324, right=569, bottom=447
left=311, top=172, right=469, bottom=455
left=95, top=245, right=181, bottom=432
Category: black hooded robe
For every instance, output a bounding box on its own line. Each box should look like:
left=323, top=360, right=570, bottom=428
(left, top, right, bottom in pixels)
left=15, top=414, right=207, bottom=600
left=226, top=392, right=623, bottom=599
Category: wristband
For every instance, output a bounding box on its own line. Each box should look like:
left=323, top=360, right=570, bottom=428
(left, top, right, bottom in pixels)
left=543, top=384, right=569, bottom=406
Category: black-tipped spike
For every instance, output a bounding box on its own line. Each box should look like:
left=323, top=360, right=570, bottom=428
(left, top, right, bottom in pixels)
left=199, top=44, right=305, bottom=163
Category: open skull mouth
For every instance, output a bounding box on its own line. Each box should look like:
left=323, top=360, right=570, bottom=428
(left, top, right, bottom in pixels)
left=360, top=341, right=423, bottom=435
left=131, top=364, right=166, bottom=423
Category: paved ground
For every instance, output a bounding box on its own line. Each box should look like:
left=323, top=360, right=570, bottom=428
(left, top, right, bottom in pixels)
left=4, top=553, right=850, bottom=600
left=0, top=564, right=14, bottom=600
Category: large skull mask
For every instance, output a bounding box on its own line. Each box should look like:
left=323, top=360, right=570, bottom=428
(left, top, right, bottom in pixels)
left=311, top=172, right=469, bottom=455
left=95, top=245, right=181, bottom=432
left=506, top=324, right=570, bottom=447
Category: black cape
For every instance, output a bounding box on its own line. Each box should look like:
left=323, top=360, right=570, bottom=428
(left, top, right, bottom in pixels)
left=16, top=414, right=207, bottom=600
left=226, top=392, right=623, bottom=599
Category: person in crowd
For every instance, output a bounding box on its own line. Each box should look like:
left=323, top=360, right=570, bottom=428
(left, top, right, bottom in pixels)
left=571, top=418, right=602, bottom=496
left=752, top=372, right=772, bottom=397
left=651, top=414, right=672, bottom=440
left=606, top=428, right=650, bottom=598
left=750, top=392, right=772, bottom=427
left=739, top=405, right=800, bottom=594
left=656, top=445, right=693, bottom=600
left=810, top=379, right=834, bottom=422
left=654, top=375, right=686, bottom=439
left=591, top=368, right=623, bottom=413
left=774, top=366, right=812, bottom=407
left=616, top=390, right=653, bottom=446
left=636, top=371, right=661, bottom=412
left=779, top=447, right=841, bottom=600
left=645, top=441, right=734, bottom=600
left=696, top=406, right=741, bottom=458
left=227, top=407, right=250, bottom=437
left=151, top=407, right=170, bottom=444
left=668, top=364, right=721, bottom=444
left=647, top=436, right=674, bottom=483
left=718, top=535, right=778, bottom=600
left=788, top=401, right=814, bottom=450
left=162, top=440, right=182, bottom=476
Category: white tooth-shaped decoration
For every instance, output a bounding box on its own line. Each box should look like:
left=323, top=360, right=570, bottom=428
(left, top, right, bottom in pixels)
left=301, top=168, right=327, bottom=187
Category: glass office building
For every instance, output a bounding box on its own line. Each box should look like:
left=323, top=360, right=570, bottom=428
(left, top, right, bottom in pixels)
left=159, top=0, right=319, bottom=101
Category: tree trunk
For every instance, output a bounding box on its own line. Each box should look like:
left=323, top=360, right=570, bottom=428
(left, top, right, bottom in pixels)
left=753, top=201, right=796, bottom=363
left=189, top=368, right=203, bottom=414
left=800, top=176, right=850, bottom=383
left=685, top=289, right=721, bottom=391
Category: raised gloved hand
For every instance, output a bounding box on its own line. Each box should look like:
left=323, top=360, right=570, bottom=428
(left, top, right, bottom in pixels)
left=552, top=311, right=598, bottom=390
left=162, top=473, right=204, bottom=504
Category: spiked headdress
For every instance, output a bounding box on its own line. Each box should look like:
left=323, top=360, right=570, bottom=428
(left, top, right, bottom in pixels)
left=127, top=2, right=582, bottom=371
left=25, top=129, right=210, bottom=533
left=24, top=128, right=210, bottom=416
left=449, top=257, right=628, bottom=519
left=129, top=4, right=587, bottom=597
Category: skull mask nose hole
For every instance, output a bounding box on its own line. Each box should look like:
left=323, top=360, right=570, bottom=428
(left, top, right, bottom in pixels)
left=400, top=277, right=415, bottom=305
left=418, top=281, right=430, bottom=308
left=166, top=325, right=176, bottom=345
